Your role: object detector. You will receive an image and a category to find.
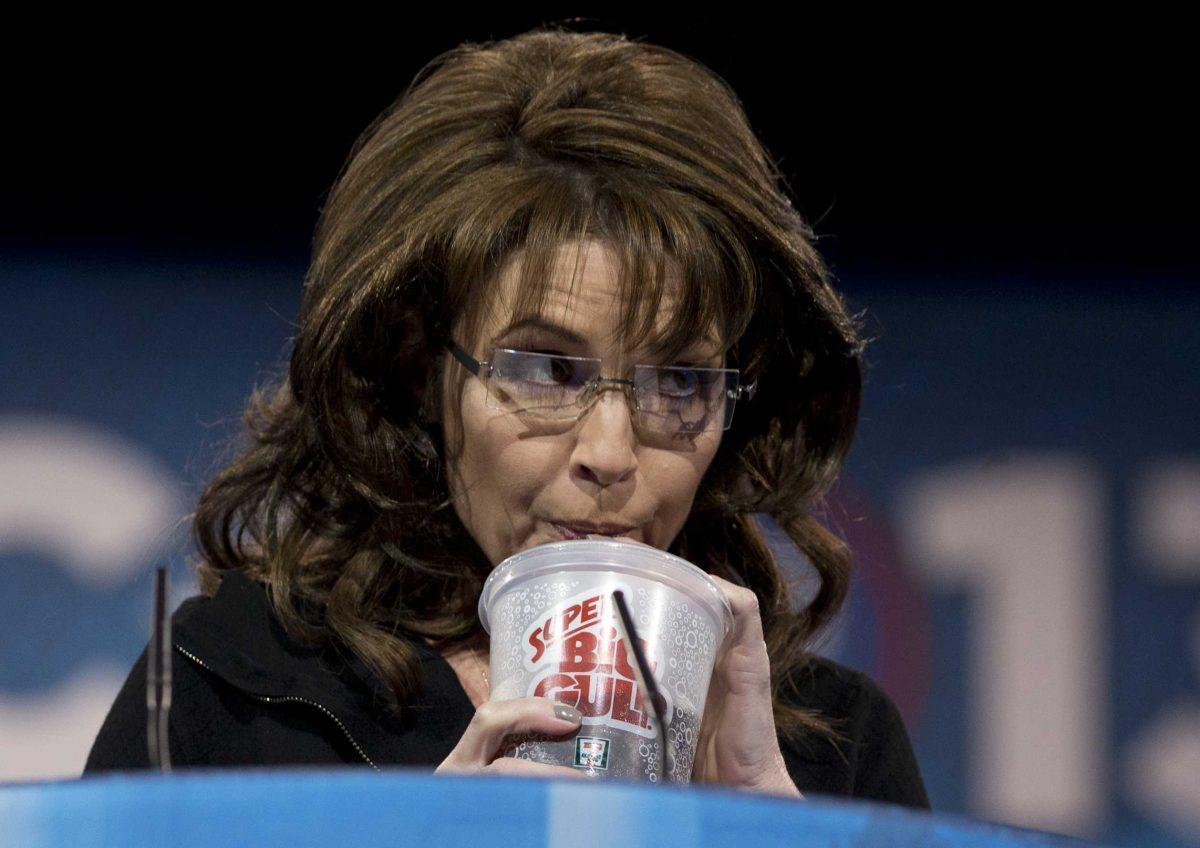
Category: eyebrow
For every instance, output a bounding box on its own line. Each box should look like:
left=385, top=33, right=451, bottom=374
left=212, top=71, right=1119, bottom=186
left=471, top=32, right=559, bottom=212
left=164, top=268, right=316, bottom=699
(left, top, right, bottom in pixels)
left=491, top=315, right=724, bottom=362
left=491, top=317, right=586, bottom=346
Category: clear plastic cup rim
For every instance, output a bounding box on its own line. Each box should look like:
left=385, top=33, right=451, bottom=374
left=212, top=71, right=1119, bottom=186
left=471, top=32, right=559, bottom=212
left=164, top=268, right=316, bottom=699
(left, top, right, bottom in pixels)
left=477, top=538, right=733, bottom=642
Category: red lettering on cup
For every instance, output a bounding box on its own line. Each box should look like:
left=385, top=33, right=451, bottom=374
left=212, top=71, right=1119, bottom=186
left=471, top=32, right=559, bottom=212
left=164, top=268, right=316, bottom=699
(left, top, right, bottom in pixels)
left=611, top=677, right=651, bottom=729
left=575, top=672, right=615, bottom=717
left=562, top=631, right=598, bottom=673
left=522, top=583, right=670, bottom=736
left=532, top=673, right=580, bottom=710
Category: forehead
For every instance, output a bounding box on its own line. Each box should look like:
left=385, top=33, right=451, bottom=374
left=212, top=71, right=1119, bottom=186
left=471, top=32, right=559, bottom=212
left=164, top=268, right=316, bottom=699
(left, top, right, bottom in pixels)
left=481, top=239, right=715, bottom=351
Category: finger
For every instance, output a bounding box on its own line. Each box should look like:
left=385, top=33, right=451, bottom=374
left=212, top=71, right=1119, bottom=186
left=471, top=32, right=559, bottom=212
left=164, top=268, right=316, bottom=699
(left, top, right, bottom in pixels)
left=484, top=757, right=593, bottom=780
left=708, top=574, right=766, bottom=647
left=438, top=697, right=582, bottom=771
left=706, top=574, right=773, bottom=701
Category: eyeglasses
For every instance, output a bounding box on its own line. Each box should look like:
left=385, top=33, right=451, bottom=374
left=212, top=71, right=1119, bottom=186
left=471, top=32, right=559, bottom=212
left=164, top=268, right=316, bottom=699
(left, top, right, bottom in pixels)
left=446, top=340, right=756, bottom=434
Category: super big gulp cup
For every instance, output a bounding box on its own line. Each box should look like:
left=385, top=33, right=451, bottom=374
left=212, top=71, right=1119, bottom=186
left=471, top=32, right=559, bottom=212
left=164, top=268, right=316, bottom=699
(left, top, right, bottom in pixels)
left=478, top=539, right=733, bottom=784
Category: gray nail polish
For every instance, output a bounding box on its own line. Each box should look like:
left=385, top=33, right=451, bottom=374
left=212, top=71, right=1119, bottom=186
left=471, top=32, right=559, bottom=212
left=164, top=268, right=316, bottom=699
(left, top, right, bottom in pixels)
left=553, top=704, right=582, bottom=723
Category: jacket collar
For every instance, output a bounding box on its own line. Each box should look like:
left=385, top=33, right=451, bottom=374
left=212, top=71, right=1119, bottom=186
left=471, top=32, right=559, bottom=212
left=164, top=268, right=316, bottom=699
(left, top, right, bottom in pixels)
left=171, top=571, right=474, bottom=767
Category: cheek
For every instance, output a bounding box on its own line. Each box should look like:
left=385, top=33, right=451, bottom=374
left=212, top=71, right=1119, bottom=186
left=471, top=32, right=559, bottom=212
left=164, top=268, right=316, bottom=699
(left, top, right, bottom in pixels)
left=661, top=429, right=722, bottom=483
left=450, top=386, right=570, bottom=556
left=456, top=388, right=549, bottom=497
left=469, top=434, right=562, bottom=505
left=640, top=437, right=722, bottom=540
left=653, top=447, right=716, bottom=507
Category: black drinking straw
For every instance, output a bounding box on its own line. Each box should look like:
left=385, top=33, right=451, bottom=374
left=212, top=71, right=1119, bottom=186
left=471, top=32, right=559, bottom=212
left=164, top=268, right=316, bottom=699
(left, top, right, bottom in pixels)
left=611, top=590, right=670, bottom=783
left=147, top=566, right=172, bottom=771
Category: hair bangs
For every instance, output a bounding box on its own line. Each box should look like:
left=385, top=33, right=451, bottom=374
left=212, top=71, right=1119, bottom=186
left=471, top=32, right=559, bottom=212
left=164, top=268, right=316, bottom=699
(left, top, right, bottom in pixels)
left=445, top=166, right=760, bottom=369
left=603, top=184, right=760, bottom=367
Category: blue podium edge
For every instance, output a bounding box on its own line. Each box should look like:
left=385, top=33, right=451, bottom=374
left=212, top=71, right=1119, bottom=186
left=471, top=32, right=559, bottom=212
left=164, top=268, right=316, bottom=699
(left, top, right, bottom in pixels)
left=0, top=768, right=1108, bottom=848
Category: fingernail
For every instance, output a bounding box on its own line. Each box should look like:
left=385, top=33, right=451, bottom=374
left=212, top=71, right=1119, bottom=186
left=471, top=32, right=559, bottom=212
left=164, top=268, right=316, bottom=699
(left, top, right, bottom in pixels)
left=553, top=704, right=582, bottom=723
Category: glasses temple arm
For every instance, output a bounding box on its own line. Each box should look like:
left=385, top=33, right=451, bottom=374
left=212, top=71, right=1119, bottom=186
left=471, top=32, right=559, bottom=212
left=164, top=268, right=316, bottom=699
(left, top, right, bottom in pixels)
left=732, top=379, right=757, bottom=401
left=446, top=340, right=484, bottom=376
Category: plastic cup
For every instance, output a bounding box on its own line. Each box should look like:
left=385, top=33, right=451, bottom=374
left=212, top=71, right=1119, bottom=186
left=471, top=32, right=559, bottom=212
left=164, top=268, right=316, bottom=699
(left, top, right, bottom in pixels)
left=478, top=538, right=733, bottom=784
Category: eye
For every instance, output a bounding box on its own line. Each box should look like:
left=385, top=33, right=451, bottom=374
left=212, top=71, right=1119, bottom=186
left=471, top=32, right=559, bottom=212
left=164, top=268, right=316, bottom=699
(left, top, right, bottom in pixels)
left=546, top=356, right=575, bottom=385
left=658, top=367, right=701, bottom=397
left=518, top=351, right=580, bottom=386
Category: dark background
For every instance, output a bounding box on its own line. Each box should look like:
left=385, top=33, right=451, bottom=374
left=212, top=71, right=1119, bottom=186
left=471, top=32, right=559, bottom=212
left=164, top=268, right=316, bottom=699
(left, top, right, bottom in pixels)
left=5, top=13, right=1194, bottom=277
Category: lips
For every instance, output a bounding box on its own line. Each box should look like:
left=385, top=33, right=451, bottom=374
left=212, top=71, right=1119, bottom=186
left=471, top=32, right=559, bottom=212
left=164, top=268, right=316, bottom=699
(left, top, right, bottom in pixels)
left=550, top=520, right=637, bottom=540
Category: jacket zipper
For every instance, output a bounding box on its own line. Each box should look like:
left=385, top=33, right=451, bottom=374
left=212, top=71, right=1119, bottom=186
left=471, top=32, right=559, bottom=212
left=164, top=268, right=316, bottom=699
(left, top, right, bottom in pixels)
left=174, top=644, right=379, bottom=770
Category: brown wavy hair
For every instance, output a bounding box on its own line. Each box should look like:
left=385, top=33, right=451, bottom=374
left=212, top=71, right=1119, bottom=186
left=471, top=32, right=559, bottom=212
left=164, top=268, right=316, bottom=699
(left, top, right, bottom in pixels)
left=194, top=27, right=866, bottom=742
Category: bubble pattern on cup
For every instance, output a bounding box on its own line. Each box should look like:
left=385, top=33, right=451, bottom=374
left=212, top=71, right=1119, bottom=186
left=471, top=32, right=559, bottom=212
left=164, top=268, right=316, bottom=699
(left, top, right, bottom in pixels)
left=490, top=580, right=584, bottom=695
left=487, top=571, right=721, bottom=784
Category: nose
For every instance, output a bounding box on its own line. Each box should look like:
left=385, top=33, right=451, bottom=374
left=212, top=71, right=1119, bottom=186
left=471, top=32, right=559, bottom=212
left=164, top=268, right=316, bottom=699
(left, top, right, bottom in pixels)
left=569, top=385, right=638, bottom=488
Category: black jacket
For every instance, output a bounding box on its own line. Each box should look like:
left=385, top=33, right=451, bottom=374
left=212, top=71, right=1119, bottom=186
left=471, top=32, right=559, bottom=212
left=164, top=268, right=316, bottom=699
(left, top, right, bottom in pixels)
left=84, top=572, right=930, bottom=809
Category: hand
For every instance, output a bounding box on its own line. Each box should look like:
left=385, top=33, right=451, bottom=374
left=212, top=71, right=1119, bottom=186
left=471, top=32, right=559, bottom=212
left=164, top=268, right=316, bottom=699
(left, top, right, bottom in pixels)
left=690, top=575, right=804, bottom=799
left=436, top=697, right=590, bottom=780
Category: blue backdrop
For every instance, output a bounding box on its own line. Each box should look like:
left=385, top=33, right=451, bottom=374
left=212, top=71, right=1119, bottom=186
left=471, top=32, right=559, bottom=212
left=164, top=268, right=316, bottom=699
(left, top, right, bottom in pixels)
left=2, top=251, right=1196, bottom=847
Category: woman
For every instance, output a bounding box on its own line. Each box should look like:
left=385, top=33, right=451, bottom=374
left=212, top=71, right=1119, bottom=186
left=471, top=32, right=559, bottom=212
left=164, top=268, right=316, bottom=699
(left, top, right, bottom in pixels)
left=86, top=28, right=929, bottom=808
